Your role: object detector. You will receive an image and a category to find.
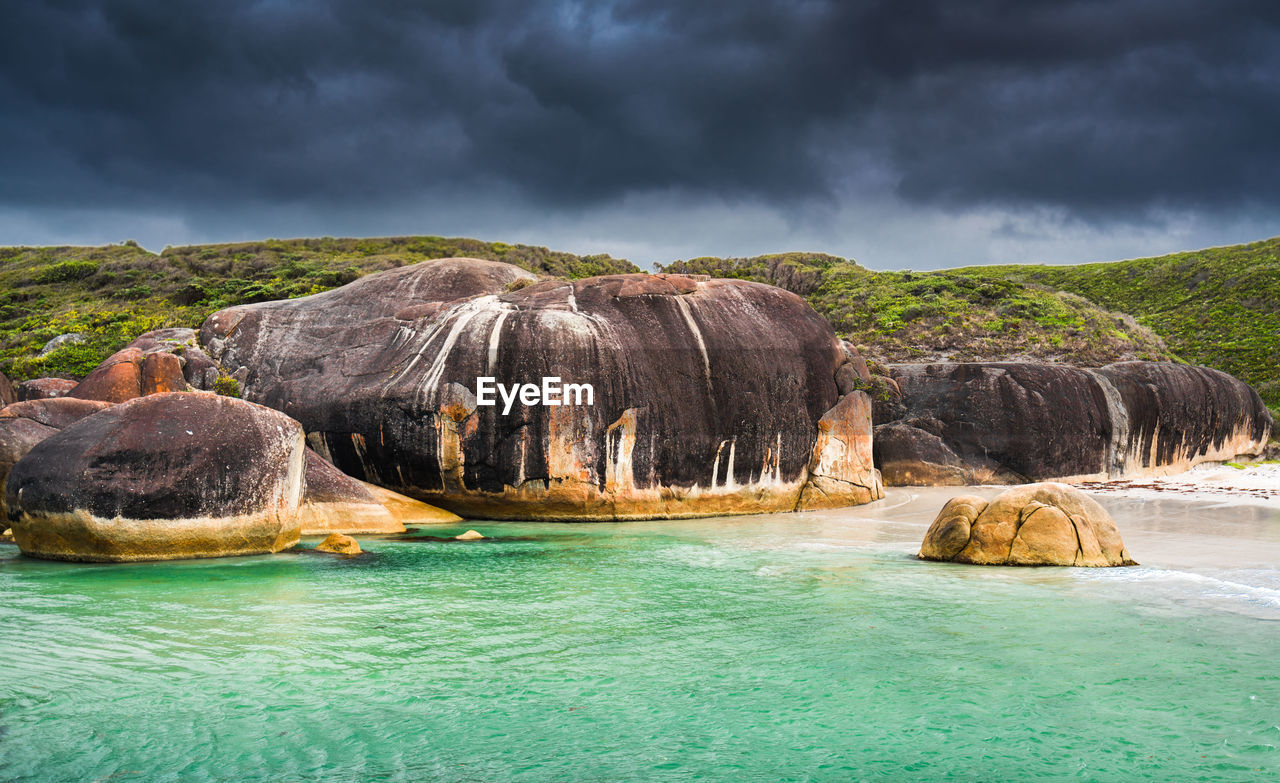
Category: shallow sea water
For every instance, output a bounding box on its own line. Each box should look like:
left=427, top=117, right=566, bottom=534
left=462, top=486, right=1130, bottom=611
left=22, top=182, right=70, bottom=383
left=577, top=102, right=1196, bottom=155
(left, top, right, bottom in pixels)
left=2, top=487, right=1279, bottom=782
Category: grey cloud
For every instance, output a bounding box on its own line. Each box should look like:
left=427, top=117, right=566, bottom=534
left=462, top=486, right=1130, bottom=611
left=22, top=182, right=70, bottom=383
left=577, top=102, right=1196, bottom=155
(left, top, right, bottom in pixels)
left=1, top=0, right=1278, bottom=261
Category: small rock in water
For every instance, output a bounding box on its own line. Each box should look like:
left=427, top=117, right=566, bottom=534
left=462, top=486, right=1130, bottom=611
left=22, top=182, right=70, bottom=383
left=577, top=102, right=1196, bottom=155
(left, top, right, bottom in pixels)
left=315, top=533, right=362, bottom=555
left=455, top=530, right=485, bottom=541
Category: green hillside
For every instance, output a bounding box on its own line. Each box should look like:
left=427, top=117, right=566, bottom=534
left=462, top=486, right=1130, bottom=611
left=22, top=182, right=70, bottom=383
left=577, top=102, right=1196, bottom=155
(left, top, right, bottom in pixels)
left=662, top=240, right=1279, bottom=410
left=970, top=237, right=1280, bottom=409
left=661, top=253, right=1174, bottom=369
left=0, top=236, right=637, bottom=381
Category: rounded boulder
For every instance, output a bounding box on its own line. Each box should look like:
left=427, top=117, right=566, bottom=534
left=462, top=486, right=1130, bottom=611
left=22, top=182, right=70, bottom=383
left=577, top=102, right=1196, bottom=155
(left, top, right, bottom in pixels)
left=918, top=482, right=1136, bottom=567
left=5, top=392, right=305, bottom=562
left=202, top=258, right=883, bottom=520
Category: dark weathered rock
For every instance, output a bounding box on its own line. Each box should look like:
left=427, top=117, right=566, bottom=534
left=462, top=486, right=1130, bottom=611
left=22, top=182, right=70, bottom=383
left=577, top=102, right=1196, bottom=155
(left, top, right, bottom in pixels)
left=919, top=483, right=1136, bottom=567
left=1095, top=361, right=1272, bottom=474
left=16, top=378, right=78, bottom=401
left=1, top=418, right=54, bottom=525
left=0, top=398, right=113, bottom=523
left=877, top=362, right=1272, bottom=485
left=873, top=423, right=970, bottom=486
left=202, top=257, right=883, bottom=520
left=1, top=398, right=113, bottom=430
left=0, top=371, right=13, bottom=407
left=299, top=447, right=461, bottom=534
left=6, top=392, right=304, bottom=562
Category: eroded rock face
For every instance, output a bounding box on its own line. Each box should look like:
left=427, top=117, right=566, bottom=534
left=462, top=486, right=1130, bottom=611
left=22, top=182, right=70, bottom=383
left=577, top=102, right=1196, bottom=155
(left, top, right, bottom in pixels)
left=0, top=372, right=13, bottom=407
left=919, top=483, right=1135, bottom=567
left=1, top=398, right=114, bottom=430
left=299, top=447, right=461, bottom=535
left=0, top=398, right=113, bottom=523
left=126, top=328, right=221, bottom=391
left=796, top=391, right=881, bottom=509
left=201, top=257, right=883, bottom=520
left=65, top=329, right=218, bottom=404
left=6, top=392, right=304, bottom=562
left=878, top=362, right=1272, bottom=485
left=16, top=378, right=78, bottom=401
left=68, top=347, right=180, bottom=403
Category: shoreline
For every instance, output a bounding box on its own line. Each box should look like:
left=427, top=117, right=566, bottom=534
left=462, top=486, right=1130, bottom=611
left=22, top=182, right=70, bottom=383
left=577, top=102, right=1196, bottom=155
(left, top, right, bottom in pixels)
left=1073, top=462, right=1280, bottom=508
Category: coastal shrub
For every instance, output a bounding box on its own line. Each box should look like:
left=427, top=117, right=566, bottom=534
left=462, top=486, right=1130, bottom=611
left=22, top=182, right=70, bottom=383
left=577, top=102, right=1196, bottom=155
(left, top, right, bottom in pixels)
left=34, top=260, right=99, bottom=284
left=113, top=284, right=154, bottom=300
left=27, top=340, right=104, bottom=378
left=213, top=375, right=241, bottom=398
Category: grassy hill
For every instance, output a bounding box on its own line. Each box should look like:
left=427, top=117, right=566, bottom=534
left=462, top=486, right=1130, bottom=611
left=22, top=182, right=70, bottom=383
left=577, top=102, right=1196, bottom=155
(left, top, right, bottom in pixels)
left=970, top=237, right=1280, bottom=409
left=3, top=233, right=1276, bottom=413
left=661, top=253, right=1175, bottom=368
left=661, top=240, right=1279, bottom=410
left=0, top=236, right=637, bottom=381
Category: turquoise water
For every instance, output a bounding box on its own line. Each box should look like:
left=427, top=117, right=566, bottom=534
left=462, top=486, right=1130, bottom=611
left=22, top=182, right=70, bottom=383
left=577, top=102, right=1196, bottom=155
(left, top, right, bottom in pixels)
left=2, top=494, right=1279, bottom=782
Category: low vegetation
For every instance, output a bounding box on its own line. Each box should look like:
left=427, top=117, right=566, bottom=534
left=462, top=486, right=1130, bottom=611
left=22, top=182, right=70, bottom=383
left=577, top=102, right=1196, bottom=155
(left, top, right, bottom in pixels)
left=971, top=237, right=1280, bottom=410
left=661, top=253, right=1173, bottom=368
left=0, top=236, right=636, bottom=381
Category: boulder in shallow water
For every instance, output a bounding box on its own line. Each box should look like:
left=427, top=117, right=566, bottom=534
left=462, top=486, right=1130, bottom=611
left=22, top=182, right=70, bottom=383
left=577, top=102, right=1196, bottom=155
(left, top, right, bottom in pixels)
left=0, top=398, right=113, bottom=523
left=455, top=529, right=485, bottom=540
left=298, top=447, right=461, bottom=535
left=6, top=392, right=304, bottom=562
left=918, top=482, right=1135, bottom=567
left=315, top=533, right=361, bottom=555
left=201, top=257, right=883, bottom=520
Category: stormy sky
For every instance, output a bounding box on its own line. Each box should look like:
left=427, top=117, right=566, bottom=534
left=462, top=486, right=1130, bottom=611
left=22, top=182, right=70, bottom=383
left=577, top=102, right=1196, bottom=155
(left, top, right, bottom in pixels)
left=2, top=0, right=1278, bottom=269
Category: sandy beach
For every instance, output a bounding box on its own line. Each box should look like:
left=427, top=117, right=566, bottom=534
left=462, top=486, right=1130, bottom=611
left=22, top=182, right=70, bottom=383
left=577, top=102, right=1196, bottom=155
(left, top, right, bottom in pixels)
left=1078, top=463, right=1280, bottom=509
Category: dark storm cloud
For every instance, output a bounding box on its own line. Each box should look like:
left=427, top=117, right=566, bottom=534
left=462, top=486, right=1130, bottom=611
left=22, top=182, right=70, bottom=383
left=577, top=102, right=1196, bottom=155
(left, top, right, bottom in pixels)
left=2, top=0, right=1279, bottom=223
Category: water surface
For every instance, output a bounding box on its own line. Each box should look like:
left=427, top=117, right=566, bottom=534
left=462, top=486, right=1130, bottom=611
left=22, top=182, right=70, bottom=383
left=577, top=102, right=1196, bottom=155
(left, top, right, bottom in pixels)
left=2, top=488, right=1278, bottom=781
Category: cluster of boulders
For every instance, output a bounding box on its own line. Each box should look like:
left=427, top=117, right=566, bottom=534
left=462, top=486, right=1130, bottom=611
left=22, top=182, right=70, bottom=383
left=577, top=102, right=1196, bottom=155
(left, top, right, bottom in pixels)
left=1, top=333, right=459, bottom=561
left=2, top=255, right=1273, bottom=566
left=2, top=257, right=885, bottom=560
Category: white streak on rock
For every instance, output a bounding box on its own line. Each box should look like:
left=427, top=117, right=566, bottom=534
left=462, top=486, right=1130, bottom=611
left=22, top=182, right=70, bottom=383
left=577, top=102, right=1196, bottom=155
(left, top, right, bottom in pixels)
left=674, top=296, right=713, bottom=394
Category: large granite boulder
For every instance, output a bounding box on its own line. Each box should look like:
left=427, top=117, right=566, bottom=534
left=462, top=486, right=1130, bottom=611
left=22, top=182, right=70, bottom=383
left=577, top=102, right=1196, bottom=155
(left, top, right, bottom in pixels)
left=6, top=392, right=304, bottom=561
left=919, top=483, right=1135, bottom=567
left=201, top=257, right=883, bottom=520
left=16, top=377, right=78, bottom=401
left=877, top=362, right=1273, bottom=485
left=0, top=398, right=113, bottom=523
left=298, top=447, right=462, bottom=535
left=0, top=371, right=14, bottom=407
